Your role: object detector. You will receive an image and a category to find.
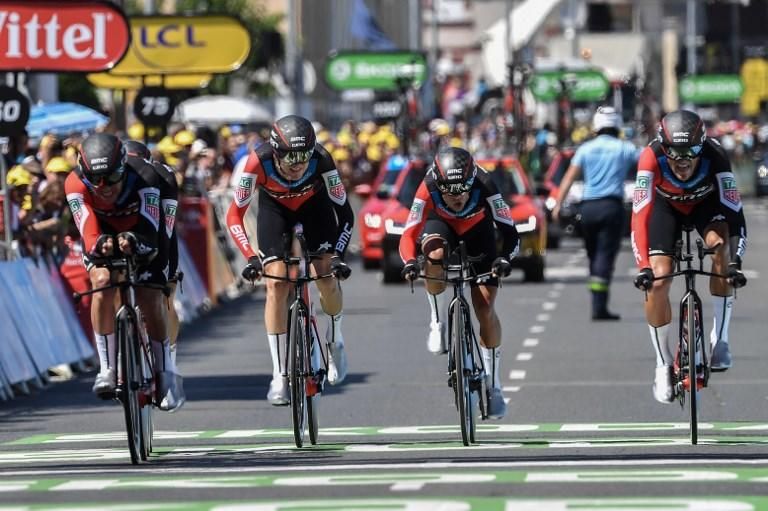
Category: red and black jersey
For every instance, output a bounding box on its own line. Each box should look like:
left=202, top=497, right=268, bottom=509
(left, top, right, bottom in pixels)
left=226, top=142, right=354, bottom=259
left=399, top=167, right=520, bottom=262
left=65, top=158, right=163, bottom=257
left=631, top=138, right=747, bottom=268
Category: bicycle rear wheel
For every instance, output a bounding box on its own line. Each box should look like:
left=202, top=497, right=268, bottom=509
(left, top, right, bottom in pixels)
left=452, top=301, right=475, bottom=446
left=306, top=322, right=320, bottom=446
left=138, top=326, right=154, bottom=460
left=685, top=294, right=698, bottom=445
left=289, top=303, right=309, bottom=448
left=118, top=314, right=143, bottom=464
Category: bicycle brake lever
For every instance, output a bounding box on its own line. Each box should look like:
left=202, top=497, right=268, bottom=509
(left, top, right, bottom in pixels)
left=409, top=278, right=414, bottom=294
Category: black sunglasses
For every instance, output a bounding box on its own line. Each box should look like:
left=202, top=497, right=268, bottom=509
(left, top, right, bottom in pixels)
left=662, top=144, right=703, bottom=161
left=84, top=169, right=124, bottom=187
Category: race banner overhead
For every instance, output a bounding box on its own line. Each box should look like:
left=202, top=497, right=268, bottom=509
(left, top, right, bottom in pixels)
left=87, top=72, right=212, bottom=90
left=109, top=15, right=250, bottom=76
left=0, top=1, right=130, bottom=72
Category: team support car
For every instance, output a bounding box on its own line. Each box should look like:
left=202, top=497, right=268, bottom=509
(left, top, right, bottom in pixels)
left=539, top=147, right=635, bottom=242
left=380, top=156, right=547, bottom=283
left=356, top=155, right=408, bottom=269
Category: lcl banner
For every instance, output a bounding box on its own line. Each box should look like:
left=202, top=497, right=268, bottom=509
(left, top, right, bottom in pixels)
left=0, top=1, right=130, bottom=72
left=109, top=15, right=250, bottom=76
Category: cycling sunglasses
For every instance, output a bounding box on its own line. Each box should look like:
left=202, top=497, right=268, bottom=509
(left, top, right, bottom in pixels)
left=84, top=168, right=124, bottom=187
left=277, top=149, right=313, bottom=166
left=437, top=181, right=473, bottom=195
left=662, top=143, right=703, bottom=161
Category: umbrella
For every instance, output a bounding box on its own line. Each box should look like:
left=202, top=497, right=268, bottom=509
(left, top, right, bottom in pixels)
left=175, top=95, right=273, bottom=125
left=26, top=102, right=110, bottom=139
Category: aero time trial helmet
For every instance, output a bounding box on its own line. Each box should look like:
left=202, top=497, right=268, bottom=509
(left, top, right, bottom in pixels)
left=657, top=109, right=706, bottom=160
left=430, top=147, right=477, bottom=195
left=78, top=133, right=127, bottom=187
left=123, top=139, right=151, bottom=160
left=269, top=115, right=316, bottom=166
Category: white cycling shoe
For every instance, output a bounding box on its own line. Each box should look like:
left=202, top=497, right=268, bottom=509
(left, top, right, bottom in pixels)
left=267, top=376, right=289, bottom=406
left=327, top=343, right=348, bottom=385
left=427, top=321, right=446, bottom=354
left=653, top=365, right=674, bottom=404
left=486, top=388, right=507, bottom=419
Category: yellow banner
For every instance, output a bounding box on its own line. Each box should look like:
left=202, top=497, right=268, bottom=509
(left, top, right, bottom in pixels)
left=109, top=15, right=251, bottom=76
left=87, top=73, right=213, bottom=90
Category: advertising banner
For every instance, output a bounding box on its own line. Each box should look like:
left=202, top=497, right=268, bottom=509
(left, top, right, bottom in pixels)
left=324, top=51, right=427, bottom=91
left=0, top=1, right=130, bottom=72
left=529, top=70, right=609, bottom=102
left=87, top=72, right=212, bottom=90
left=679, top=75, right=743, bottom=104
left=109, top=15, right=250, bottom=76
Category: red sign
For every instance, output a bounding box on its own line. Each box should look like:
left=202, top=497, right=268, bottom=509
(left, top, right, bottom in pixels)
left=0, top=1, right=130, bottom=72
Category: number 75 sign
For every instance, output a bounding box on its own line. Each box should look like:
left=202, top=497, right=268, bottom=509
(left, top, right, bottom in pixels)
left=133, top=86, right=175, bottom=127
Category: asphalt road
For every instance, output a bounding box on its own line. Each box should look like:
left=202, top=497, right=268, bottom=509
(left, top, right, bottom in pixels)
left=2, top=199, right=768, bottom=511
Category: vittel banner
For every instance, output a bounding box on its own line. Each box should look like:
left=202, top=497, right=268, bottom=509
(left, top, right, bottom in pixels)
left=0, top=1, right=130, bottom=72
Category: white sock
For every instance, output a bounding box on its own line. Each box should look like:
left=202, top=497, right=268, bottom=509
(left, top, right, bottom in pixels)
left=151, top=338, right=176, bottom=373
left=648, top=323, right=672, bottom=367
left=427, top=291, right=447, bottom=324
left=711, top=295, right=733, bottom=347
left=481, top=346, right=502, bottom=390
left=94, top=332, right=116, bottom=374
left=328, top=314, right=344, bottom=346
left=268, top=333, right=286, bottom=378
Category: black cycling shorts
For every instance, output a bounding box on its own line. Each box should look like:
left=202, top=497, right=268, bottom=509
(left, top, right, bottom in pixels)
left=419, top=214, right=499, bottom=287
left=256, top=192, right=338, bottom=263
left=648, top=192, right=741, bottom=258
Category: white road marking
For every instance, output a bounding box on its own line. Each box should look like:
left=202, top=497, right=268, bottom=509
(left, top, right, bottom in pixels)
left=536, top=313, right=551, bottom=322
left=503, top=386, right=521, bottom=392
left=542, top=302, right=557, bottom=311
left=516, top=352, right=533, bottom=361
left=553, top=282, right=566, bottom=290
left=529, top=325, right=545, bottom=334
left=547, top=291, right=561, bottom=299
left=509, top=370, right=527, bottom=380
left=522, top=338, right=539, bottom=347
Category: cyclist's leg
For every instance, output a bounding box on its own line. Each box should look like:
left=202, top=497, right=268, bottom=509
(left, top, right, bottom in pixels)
left=87, top=263, right=119, bottom=395
left=420, top=219, right=454, bottom=353
left=581, top=198, right=624, bottom=320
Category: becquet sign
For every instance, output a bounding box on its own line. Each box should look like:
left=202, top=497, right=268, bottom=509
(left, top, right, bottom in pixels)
left=0, top=1, right=130, bottom=72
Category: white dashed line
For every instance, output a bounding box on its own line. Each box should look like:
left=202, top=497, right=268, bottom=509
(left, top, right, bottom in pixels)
left=529, top=325, right=545, bottom=334
left=522, top=338, right=539, bottom=347
left=536, top=313, right=551, bottom=322
left=542, top=302, right=557, bottom=311
left=503, top=386, right=521, bottom=392
left=547, top=290, right=561, bottom=299
left=509, top=370, right=527, bottom=380
left=553, top=283, right=566, bottom=290
left=516, top=352, right=533, bottom=361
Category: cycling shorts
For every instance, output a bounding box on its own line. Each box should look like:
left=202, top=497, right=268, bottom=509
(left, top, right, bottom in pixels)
left=257, top=191, right=338, bottom=263
left=419, top=214, right=499, bottom=287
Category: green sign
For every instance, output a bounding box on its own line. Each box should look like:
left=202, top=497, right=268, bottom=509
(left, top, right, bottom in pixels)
left=324, top=51, right=427, bottom=91
left=679, top=74, right=743, bottom=103
left=529, top=70, right=609, bottom=102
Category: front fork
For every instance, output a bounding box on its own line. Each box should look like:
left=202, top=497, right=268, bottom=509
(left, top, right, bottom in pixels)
left=677, top=290, right=708, bottom=399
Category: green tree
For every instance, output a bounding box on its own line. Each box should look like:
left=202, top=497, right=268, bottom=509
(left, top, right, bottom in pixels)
left=58, top=74, right=102, bottom=111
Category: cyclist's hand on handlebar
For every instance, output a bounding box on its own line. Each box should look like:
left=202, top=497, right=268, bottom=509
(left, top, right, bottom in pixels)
left=401, top=259, right=419, bottom=281
left=330, top=255, right=352, bottom=280
left=491, top=257, right=512, bottom=278
left=117, top=231, right=138, bottom=255
left=728, top=261, right=747, bottom=289
left=90, top=234, right=114, bottom=258
left=242, top=256, right=263, bottom=282
left=633, top=267, right=654, bottom=291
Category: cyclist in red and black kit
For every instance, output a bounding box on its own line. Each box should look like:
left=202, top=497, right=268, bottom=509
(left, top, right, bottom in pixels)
left=65, top=133, right=184, bottom=411
left=226, top=115, right=354, bottom=406
left=123, top=140, right=182, bottom=366
left=631, top=110, right=747, bottom=404
left=399, top=147, right=520, bottom=420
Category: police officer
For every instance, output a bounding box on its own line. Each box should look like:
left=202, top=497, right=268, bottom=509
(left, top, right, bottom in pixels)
left=553, top=106, right=640, bottom=320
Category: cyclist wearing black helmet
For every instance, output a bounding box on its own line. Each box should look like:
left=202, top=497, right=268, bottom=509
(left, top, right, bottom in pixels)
left=631, top=109, right=747, bottom=404
left=226, top=115, right=354, bottom=406
left=65, top=133, right=185, bottom=411
left=399, top=146, right=520, bottom=420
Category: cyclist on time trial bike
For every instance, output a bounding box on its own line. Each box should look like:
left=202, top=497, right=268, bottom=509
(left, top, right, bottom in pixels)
left=399, top=146, right=520, bottom=419
left=226, top=115, right=354, bottom=406
left=123, top=140, right=183, bottom=368
left=631, top=109, right=747, bottom=403
left=64, top=133, right=185, bottom=411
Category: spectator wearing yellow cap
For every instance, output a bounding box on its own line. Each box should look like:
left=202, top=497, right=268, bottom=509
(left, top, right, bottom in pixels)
left=44, top=156, right=73, bottom=190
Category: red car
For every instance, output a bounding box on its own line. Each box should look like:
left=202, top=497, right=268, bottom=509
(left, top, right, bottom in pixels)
left=356, top=155, right=408, bottom=269
left=379, top=156, right=547, bottom=283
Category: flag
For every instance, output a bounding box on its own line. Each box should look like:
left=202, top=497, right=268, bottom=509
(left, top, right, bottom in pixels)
left=349, top=0, right=396, bottom=50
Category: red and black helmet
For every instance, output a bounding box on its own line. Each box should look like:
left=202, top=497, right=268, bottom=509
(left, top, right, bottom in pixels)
left=269, top=115, right=316, bottom=165
left=430, top=147, right=477, bottom=195
left=657, top=109, right=706, bottom=160
left=78, top=133, right=127, bottom=186
left=123, top=139, right=151, bottom=160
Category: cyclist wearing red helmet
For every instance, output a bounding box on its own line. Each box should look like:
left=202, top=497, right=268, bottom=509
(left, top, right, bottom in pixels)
left=226, top=115, right=354, bottom=406
left=64, top=133, right=184, bottom=411
left=399, top=147, right=520, bottom=420
left=631, top=109, right=747, bottom=404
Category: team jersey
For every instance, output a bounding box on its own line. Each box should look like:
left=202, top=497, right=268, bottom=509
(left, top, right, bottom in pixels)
left=631, top=138, right=747, bottom=268
left=399, top=167, right=520, bottom=262
left=226, top=142, right=355, bottom=259
left=64, top=158, right=163, bottom=258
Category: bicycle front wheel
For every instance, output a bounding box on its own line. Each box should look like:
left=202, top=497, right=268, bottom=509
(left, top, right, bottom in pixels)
left=289, top=302, right=309, bottom=448
left=686, top=294, right=698, bottom=445
left=118, top=314, right=143, bottom=464
left=452, top=301, right=475, bottom=446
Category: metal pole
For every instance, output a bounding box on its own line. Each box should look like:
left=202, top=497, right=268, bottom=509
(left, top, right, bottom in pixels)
left=430, top=0, right=439, bottom=118
left=505, top=0, right=512, bottom=67
left=686, top=0, right=696, bottom=75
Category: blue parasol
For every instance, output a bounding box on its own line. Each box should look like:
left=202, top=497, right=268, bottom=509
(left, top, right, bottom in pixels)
left=26, top=102, right=110, bottom=139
